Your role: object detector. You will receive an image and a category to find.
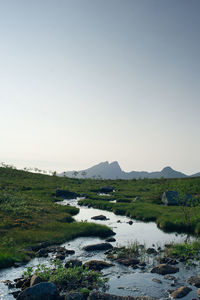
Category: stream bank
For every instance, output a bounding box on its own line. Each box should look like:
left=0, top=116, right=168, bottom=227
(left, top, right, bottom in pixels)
left=0, top=198, right=198, bottom=300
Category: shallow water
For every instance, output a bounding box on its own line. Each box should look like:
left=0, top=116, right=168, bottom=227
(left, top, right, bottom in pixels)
left=0, top=198, right=198, bottom=300
left=62, top=198, right=191, bottom=247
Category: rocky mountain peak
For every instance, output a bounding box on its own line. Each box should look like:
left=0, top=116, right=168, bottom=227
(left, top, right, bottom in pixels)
left=109, top=161, right=121, bottom=171
left=60, top=162, right=198, bottom=179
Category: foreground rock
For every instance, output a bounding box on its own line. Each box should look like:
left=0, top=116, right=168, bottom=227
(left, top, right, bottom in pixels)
left=55, top=247, right=75, bottom=260
left=158, top=257, right=178, bottom=265
left=83, top=243, right=113, bottom=251
left=151, top=264, right=179, bottom=275
left=146, top=248, right=157, bottom=255
left=89, top=292, right=156, bottom=300
left=16, top=282, right=58, bottom=300
left=162, top=191, right=179, bottom=206
left=116, top=258, right=140, bottom=267
left=169, top=286, right=192, bottom=298
left=83, top=260, right=114, bottom=271
left=34, top=245, right=75, bottom=258
left=30, top=275, right=42, bottom=287
left=106, top=237, right=116, bottom=242
left=2, top=280, right=15, bottom=288
left=187, top=275, right=200, bottom=287
left=65, top=291, right=85, bottom=300
left=65, top=259, right=82, bottom=268
left=15, top=277, right=30, bottom=290
left=91, top=215, right=109, bottom=221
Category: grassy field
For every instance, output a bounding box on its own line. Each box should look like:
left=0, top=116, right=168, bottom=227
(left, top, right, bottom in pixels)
left=1, top=166, right=200, bottom=268
left=77, top=176, right=200, bottom=234
left=0, top=167, right=113, bottom=268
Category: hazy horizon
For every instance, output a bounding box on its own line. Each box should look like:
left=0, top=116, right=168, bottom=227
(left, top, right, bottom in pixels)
left=1, top=158, right=199, bottom=176
left=1, top=1, right=200, bottom=174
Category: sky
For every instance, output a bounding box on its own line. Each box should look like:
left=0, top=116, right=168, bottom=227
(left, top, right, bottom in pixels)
left=0, top=0, right=200, bottom=174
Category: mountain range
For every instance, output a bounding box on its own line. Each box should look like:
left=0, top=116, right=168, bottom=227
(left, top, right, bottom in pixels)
left=59, top=161, right=200, bottom=179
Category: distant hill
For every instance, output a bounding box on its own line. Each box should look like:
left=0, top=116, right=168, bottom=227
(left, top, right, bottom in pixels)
left=191, top=172, right=200, bottom=177
left=59, top=161, right=199, bottom=179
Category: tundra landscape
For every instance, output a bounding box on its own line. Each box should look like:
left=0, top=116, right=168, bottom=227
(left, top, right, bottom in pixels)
left=1, top=164, right=200, bottom=299
left=1, top=0, right=200, bottom=299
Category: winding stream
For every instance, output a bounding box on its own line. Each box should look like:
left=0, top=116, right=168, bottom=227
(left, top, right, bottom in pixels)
left=0, top=198, right=198, bottom=299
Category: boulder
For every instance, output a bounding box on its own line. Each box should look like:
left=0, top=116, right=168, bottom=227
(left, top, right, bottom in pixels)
left=55, top=247, right=75, bottom=259
left=89, top=292, right=156, bottom=299
left=83, top=243, right=113, bottom=251
left=55, top=253, right=66, bottom=260
left=105, top=237, right=116, bottom=242
left=188, top=275, right=200, bottom=287
left=16, top=278, right=30, bottom=289
left=2, top=280, right=15, bottom=288
left=64, top=249, right=75, bottom=255
left=53, top=246, right=75, bottom=255
left=162, top=192, right=194, bottom=206
left=16, top=282, right=58, bottom=300
left=116, top=258, right=140, bottom=267
left=158, top=257, right=178, bottom=265
left=36, top=248, right=49, bottom=257
left=164, top=275, right=177, bottom=281
left=30, top=275, right=42, bottom=287
left=65, top=292, right=85, bottom=300
left=65, top=259, right=82, bottom=268
left=170, top=286, right=192, bottom=298
left=83, top=260, right=114, bottom=271
left=151, top=264, right=179, bottom=275
left=146, top=248, right=157, bottom=255
left=198, top=288, right=200, bottom=298
left=91, top=215, right=109, bottom=221
left=162, top=191, right=179, bottom=206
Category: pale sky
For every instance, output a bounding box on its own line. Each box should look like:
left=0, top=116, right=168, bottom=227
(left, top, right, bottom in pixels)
left=0, top=0, right=200, bottom=174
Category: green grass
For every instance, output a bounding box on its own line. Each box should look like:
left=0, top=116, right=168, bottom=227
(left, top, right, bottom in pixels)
left=1, top=165, right=200, bottom=268
left=108, top=240, right=144, bottom=259
left=78, top=177, right=200, bottom=235
left=166, top=240, right=200, bottom=260
left=0, top=252, right=26, bottom=268
left=79, top=198, right=200, bottom=234
left=0, top=167, right=114, bottom=268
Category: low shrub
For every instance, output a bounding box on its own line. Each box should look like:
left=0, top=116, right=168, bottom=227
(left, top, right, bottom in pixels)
left=24, top=260, right=107, bottom=291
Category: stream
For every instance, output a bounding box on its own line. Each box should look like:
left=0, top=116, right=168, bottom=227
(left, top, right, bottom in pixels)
left=0, top=197, right=199, bottom=300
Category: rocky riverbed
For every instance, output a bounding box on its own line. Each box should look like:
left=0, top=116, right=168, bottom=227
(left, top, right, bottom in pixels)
left=0, top=198, right=199, bottom=300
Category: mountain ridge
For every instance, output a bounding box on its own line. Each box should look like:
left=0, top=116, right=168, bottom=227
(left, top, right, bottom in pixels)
left=59, top=161, right=199, bottom=179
